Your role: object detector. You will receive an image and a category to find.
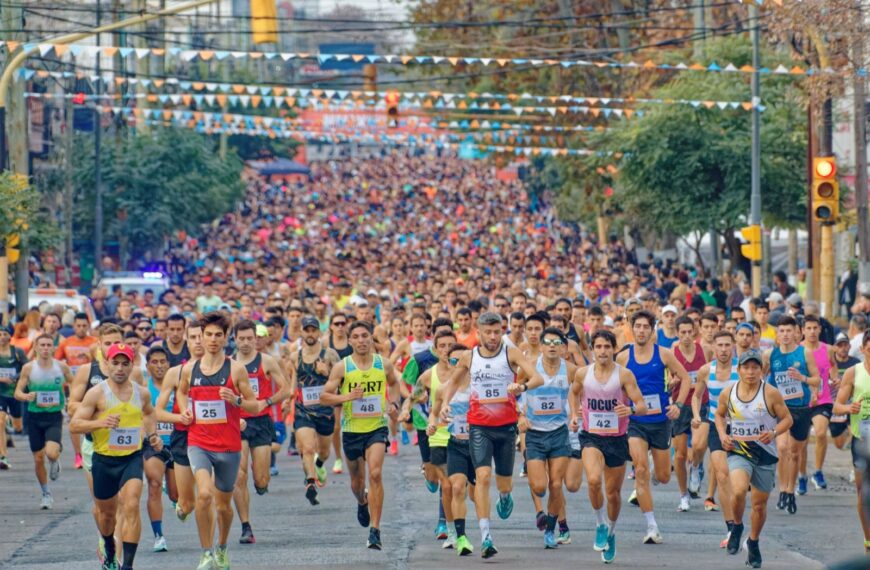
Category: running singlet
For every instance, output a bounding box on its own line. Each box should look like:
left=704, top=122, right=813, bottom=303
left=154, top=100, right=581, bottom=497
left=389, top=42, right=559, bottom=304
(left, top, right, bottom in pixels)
left=427, top=366, right=451, bottom=447
left=727, top=383, right=778, bottom=465
left=0, top=346, right=25, bottom=398
left=468, top=344, right=517, bottom=428
left=447, top=384, right=471, bottom=440
left=707, top=358, right=739, bottom=422
left=341, top=354, right=388, bottom=434
left=295, top=348, right=332, bottom=417
left=239, top=353, right=272, bottom=419
left=170, top=366, right=190, bottom=433
left=525, top=356, right=570, bottom=432
left=84, top=362, right=109, bottom=441
left=27, top=360, right=65, bottom=413
left=768, top=346, right=811, bottom=407
left=582, top=364, right=629, bottom=437
left=148, top=376, right=174, bottom=444
left=627, top=344, right=669, bottom=424
left=673, top=342, right=708, bottom=405
left=850, top=363, right=870, bottom=441
left=92, top=381, right=143, bottom=457
left=163, top=341, right=191, bottom=368
left=810, top=344, right=833, bottom=406
left=329, top=335, right=353, bottom=359
left=188, top=358, right=241, bottom=453
left=832, top=356, right=861, bottom=424
left=656, top=329, right=677, bottom=349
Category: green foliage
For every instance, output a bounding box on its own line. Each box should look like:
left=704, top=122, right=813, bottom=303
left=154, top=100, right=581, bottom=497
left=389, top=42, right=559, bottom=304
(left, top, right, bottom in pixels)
left=0, top=170, right=61, bottom=252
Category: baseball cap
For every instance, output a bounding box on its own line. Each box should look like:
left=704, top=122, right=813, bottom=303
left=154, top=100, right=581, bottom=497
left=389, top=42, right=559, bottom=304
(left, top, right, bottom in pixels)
left=626, top=297, right=641, bottom=307
left=106, top=343, right=135, bottom=361
left=301, top=316, right=320, bottom=330
left=662, top=304, right=678, bottom=315
left=255, top=324, right=270, bottom=337
left=366, top=289, right=379, bottom=297
left=766, top=291, right=784, bottom=303
left=786, top=292, right=802, bottom=307
left=835, top=332, right=850, bottom=345
left=738, top=349, right=763, bottom=366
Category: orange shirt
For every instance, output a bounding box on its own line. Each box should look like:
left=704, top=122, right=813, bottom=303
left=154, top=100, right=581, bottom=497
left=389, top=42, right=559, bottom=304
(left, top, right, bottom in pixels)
left=54, top=335, right=97, bottom=373
left=457, top=328, right=479, bottom=349
left=10, top=337, right=32, bottom=355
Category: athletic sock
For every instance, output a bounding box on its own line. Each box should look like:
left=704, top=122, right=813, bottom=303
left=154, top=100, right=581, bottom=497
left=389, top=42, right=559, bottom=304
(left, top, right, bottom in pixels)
left=121, top=542, right=137, bottom=567
left=643, top=511, right=657, bottom=528
left=479, top=518, right=491, bottom=542
left=726, top=520, right=734, bottom=533
left=608, top=518, right=616, bottom=535
left=306, top=477, right=316, bottom=486
left=558, top=519, right=569, bottom=533
left=594, top=508, right=608, bottom=526
left=102, top=534, right=116, bottom=562
left=150, top=520, right=162, bottom=537
left=315, top=457, right=324, bottom=468
left=40, top=483, right=49, bottom=494
left=454, top=518, right=466, bottom=538
left=546, top=513, right=557, bottom=532
left=241, top=521, right=251, bottom=533
left=270, top=452, right=276, bottom=468
left=499, top=491, right=510, bottom=501
left=438, top=490, right=445, bottom=520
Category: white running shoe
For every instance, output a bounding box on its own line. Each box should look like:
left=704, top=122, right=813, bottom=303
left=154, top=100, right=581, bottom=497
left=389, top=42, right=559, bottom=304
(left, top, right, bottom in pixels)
left=643, top=526, right=663, bottom=544
left=688, top=466, right=701, bottom=495
left=49, top=458, right=61, bottom=481
left=677, top=495, right=691, bottom=512
left=153, top=535, right=168, bottom=552
left=40, top=493, right=53, bottom=510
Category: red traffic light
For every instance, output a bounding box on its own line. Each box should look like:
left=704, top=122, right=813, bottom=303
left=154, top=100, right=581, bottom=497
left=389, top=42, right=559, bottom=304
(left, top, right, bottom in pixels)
left=384, top=91, right=399, bottom=106
left=814, top=158, right=836, bottom=178
left=72, top=93, right=86, bottom=104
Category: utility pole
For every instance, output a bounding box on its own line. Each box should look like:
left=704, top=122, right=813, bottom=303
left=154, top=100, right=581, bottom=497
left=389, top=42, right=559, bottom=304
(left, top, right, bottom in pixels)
left=855, top=3, right=870, bottom=296
left=94, top=0, right=104, bottom=278
left=749, top=2, right=762, bottom=297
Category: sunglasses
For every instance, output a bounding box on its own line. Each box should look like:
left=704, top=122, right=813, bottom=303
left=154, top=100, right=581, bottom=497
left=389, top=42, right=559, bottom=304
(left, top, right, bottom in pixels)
left=333, top=321, right=347, bottom=327
left=495, top=303, right=508, bottom=308
left=137, top=326, right=152, bottom=332
left=541, top=338, right=564, bottom=346
left=448, top=357, right=459, bottom=366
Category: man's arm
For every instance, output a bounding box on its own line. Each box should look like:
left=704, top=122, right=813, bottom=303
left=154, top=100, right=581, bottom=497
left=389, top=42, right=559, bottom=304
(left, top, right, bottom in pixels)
left=13, top=363, right=34, bottom=402
left=263, top=353, right=292, bottom=404
left=620, top=367, right=648, bottom=415
left=382, top=359, right=404, bottom=416
left=67, top=364, right=92, bottom=415
left=433, top=352, right=470, bottom=420
left=764, top=385, right=794, bottom=441
left=834, top=367, right=857, bottom=416
left=661, top=348, right=692, bottom=405
left=508, top=346, right=545, bottom=392
left=802, top=347, right=820, bottom=388
left=692, top=364, right=710, bottom=427
left=140, top=384, right=162, bottom=450
left=222, top=360, right=267, bottom=414
left=390, top=339, right=410, bottom=365
left=714, top=387, right=733, bottom=450
left=320, top=361, right=359, bottom=406
left=569, top=366, right=586, bottom=431
left=69, top=387, right=113, bottom=434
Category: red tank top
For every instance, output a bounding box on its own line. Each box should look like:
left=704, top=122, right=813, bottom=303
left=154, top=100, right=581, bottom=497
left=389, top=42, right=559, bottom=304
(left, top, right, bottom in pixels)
left=238, top=353, right=272, bottom=419
left=171, top=366, right=189, bottom=432
left=187, top=358, right=241, bottom=452
left=673, top=342, right=708, bottom=405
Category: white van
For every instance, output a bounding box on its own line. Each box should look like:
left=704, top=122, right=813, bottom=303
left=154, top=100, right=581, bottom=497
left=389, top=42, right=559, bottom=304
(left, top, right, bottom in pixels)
left=97, top=271, right=170, bottom=298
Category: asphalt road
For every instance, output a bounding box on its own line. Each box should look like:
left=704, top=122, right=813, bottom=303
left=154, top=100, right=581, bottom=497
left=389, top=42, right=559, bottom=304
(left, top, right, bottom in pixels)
left=0, top=428, right=865, bottom=569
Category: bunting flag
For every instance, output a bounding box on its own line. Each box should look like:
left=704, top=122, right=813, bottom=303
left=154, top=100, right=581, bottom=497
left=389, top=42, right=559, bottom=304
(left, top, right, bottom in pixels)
left=6, top=40, right=836, bottom=77
left=18, top=68, right=761, bottom=111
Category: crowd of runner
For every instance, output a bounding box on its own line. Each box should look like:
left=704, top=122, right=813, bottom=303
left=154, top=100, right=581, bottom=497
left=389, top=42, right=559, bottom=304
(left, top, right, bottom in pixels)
left=2, top=151, right=870, bottom=570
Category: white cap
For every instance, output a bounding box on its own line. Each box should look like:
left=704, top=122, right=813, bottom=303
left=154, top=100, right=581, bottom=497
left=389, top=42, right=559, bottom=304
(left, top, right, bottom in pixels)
left=662, top=304, right=678, bottom=315
left=366, top=288, right=379, bottom=296
left=766, top=291, right=784, bottom=303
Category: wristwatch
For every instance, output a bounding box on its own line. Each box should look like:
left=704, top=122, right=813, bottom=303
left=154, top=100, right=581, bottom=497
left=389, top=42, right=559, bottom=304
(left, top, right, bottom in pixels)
left=266, top=397, right=274, bottom=407
left=235, top=395, right=243, bottom=407
left=520, top=384, right=528, bottom=393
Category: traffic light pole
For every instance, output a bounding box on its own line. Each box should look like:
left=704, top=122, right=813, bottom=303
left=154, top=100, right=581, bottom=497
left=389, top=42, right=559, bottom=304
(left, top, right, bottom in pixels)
left=749, top=3, right=762, bottom=297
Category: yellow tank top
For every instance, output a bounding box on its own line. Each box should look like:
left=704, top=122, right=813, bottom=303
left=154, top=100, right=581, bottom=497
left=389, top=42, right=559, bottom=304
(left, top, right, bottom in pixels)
left=428, top=365, right=450, bottom=448
left=341, top=354, right=388, bottom=434
left=92, top=381, right=144, bottom=456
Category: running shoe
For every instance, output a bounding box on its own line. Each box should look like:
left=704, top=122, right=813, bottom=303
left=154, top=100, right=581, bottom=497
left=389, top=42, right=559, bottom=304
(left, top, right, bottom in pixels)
left=74, top=453, right=83, bottom=470
left=776, top=491, right=787, bottom=510
left=557, top=530, right=571, bottom=545
left=481, top=537, right=498, bottom=559
left=367, top=528, right=382, bottom=550
left=97, top=537, right=108, bottom=564
left=101, top=560, right=119, bottom=570
left=727, top=522, right=743, bottom=555
left=704, top=497, right=719, bottom=511
left=864, top=539, right=870, bottom=554
left=688, top=466, right=701, bottom=497
left=388, top=440, right=398, bottom=456
left=175, top=502, right=190, bottom=522
left=594, top=523, right=609, bottom=551
left=269, top=465, right=279, bottom=477
left=315, top=461, right=328, bottom=487
left=442, top=531, right=456, bottom=549
left=797, top=475, right=808, bottom=496
left=544, top=530, right=558, bottom=549
left=357, top=496, right=371, bottom=527
left=0, top=455, right=9, bottom=470
left=40, top=492, right=53, bottom=510
left=643, top=526, right=663, bottom=544
left=152, top=535, right=168, bottom=552
left=425, top=479, right=439, bottom=493
left=332, top=458, right=343, bottom=474
left=535, top=511, right=547, bottom=531
left=434, top=520, right=448, bottom=540
left=401, top=430, right=410, bottom=445
left=287, top=446, right=299, bottom=457
left=49, top=458, right=61, bottom=481
left=239, top=525, right=256, bottom=544
left=496, top=493, right=514, bottom=519
left=196, top=550, right=215, bottom=570
left=628, top=489, right=639, bottom=506
left=455, top=535, right=474, bottom=556
left=627, top=466, right=635, bottom=480
left=812, top=470, right=827, bottom=490
left=413, top=432, right=419, bottom=446
left=698, top=461, right=705, bottom=482
left=305, top=482, right=320, bottom=506
left=745, top=538, right=762, bottom=568
left=677, top=494, right=690, bottom=512
left=602, top=533, right=616, bottom=564
left=719, top=532, right=730, bottom=549
left=787, top=493, right=797, bottom=514
left=214, top=545, right=230, bottom=570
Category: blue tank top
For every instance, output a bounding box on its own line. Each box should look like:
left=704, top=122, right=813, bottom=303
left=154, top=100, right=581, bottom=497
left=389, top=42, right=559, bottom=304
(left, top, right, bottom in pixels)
left=707, top=358, right=739, bottom=422
left=148, top=376, right=175, bottom=445
left=627, top=344, right=669, bottom=424
left=769, top=346, right=811, bottom=407
left=656, top=329, right=677, bottom=349
left=525, top=357, right=570, bottom=432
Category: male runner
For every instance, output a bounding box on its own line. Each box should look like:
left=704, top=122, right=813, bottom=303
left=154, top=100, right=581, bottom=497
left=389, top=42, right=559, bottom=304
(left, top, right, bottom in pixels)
left=232, top=319, right=290, bottom=544
left=14, top=334, right=73, bottom=509
left=163, top=314, right=191, bottom=367
left=176, top=312, right=264, bottom=570
left=321, top=321, right=404, bottom=550
left=289, top=315, right=340, bottom=506
left=502, top=312, right=526, bottom=350
left=437, top=312, right=544, bottom=558
left=325, top=313, right=353, bottom=474
left=830, top=333, right=860, bottom=450
left=456, top=308, right=479, bottom=348
left=144, top=345, right=177, bottom=552
left=656, top=305, right=678, bottom=348
left=716, top=349, right=793, bottom=568
left=571, top=329, right=647, bottom=564
left=692, top=331, right=739, bottom=548
left=802, top=314, right=838, bottom=492
left=615, top=310, right=690, bottom=544
left=54, top=312, right=97, bottom=469
left=832, top=331, right=870, bottom=553
left=698, top=312, right=719, bottom=353
left=0, top=324, right=26, bottom=469
left=521, top=327, right=577, bottom=549
left=70, top=342, right=161, bottom=570
left=766, top=315, right=819, bottom=514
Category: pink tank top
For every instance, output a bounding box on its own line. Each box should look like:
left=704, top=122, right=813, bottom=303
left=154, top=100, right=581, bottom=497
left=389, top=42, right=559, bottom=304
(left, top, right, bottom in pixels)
left=812, top=343, right=833, bottom=405
left=582, top=363, right=629, bottom=437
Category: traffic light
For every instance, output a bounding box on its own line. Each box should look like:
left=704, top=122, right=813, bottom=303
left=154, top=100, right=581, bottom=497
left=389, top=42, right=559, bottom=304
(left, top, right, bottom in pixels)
left=740, top=225, right=762, bottom=261
left=812, top=156, right=839, bottom=223
left=385, top=91, right=399, bottom=128
left=250, top=0, right=278, bottom=45
left=5, top=234, right=19, bottom=264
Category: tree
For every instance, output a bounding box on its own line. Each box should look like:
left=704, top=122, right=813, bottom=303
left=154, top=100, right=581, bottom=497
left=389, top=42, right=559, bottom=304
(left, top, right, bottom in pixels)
left=0, top=170, right=61, bottom=255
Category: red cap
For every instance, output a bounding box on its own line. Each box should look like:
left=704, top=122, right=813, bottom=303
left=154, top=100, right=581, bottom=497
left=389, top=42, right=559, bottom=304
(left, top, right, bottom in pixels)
left=106, top=343, right=135, bottom=361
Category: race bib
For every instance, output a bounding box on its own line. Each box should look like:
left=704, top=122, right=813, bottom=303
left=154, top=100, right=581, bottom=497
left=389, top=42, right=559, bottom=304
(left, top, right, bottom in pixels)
left=478, top=380, right=507, bottom=404
left=730, top=419, right=764, bottom=441
left=301, top=385, right=323, bottom=406
left=530, top=394, right=562, bottom=415
left=831, top=414, right=848, bottom=423
left=688, top=371, right=699, bottom=386
left=108, top=427, right=140, bottom=451
left=588, top=411, right=619, bottom=435
left=451, top=416, right=469, bottom=438
left=194, top=400, right=228, bottom=424
left=156, top=422, right=174, bottom=436
left=774, top=373, right=802, bottom=401
left=643, top=394, right=663, bottom=414
left=351, top=396, right=382, bottom=418
left=0, top=367, right=15, bottom=380
left=36, top=391, right=61, bottom=408
left=249, top=376, right=260, bottom=397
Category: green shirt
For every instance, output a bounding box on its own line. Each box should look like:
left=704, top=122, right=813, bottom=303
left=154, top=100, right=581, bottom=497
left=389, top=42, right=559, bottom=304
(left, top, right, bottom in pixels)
left=0, top=347, right=25, bottom=397
left=27, top=360, right=66, bottom=414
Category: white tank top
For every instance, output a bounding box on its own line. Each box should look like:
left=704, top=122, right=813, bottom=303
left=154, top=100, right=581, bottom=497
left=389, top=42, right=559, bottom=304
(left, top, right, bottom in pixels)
left=727, top=382, right=778, bottom=460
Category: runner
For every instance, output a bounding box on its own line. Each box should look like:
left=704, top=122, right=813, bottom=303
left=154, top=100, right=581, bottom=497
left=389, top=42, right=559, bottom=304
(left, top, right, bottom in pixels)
left=615, top=309, right=691, bottom=544
left=456, top=308, right=479, bottom=349
left=502, top=312, right=526, bottom=350
left=437, top=312, right=544, bottom=558
left=14, top=334, right=74, bottom=509
left=321, top=321, right=404, bottom=550
left=163, top=314, right=191, bottom=367
left=521, top=327, right=577, bottom=549
left=0, top=324, right=26, bottom=470
left=715, top=349, right=793, bottom=568
left=698, top=312, right=719, bottom=353
left=692, top=330, right=739, bottom=548
left=54, top=312, right=97, bottom=469
left=289, top=316, right=341, bottom=505
left=766, top=315, right=819, bottom=514
left=176, top=312, right=264, bottom=570
left=70, top=342, right=160, bottom=570
left=831, top=333, right=860, bottom=451
left=832, top=330, right=870, bottom=553
left=656, top=305, right=678, bottom=348
left=325, top=313, right=353, bottom=474
left=571, top=329, right=647, bottom=564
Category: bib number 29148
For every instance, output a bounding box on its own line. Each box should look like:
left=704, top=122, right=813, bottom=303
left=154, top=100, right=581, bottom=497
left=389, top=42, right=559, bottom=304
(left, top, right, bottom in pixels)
left=195, top=400, right=228, bottom=424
